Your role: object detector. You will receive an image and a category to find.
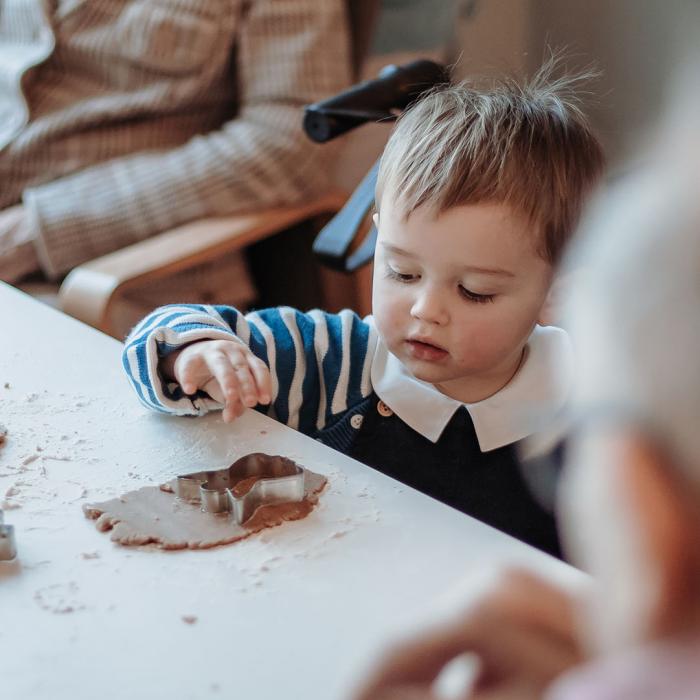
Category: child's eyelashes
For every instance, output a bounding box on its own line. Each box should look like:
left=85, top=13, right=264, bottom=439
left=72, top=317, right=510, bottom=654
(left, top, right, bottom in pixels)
left=386, top=265, right=496, bottom=303
left=459, top=286, right=496, bottom=304
left=385, top=265, right=418, bottom=283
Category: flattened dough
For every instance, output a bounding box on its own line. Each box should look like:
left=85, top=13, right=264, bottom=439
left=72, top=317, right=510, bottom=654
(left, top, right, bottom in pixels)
left=83, top=470, right=327, bottom=550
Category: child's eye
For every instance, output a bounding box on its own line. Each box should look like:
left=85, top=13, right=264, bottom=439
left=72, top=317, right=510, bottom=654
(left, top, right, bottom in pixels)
left=459, top=286, right=495, bottom=304
left=386, top=265, right=418, bottom=283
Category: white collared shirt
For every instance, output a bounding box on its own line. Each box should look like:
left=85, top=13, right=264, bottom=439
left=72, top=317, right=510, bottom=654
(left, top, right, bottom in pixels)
left=371, top=324, right=573, bottom=451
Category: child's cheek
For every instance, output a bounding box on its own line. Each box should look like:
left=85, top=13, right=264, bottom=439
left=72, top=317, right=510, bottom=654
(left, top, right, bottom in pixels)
left=374, top=284, right=406, bottom=330
left=453, top=321, right=513, bottom=366
left=373, top=302, right=401, bottom=348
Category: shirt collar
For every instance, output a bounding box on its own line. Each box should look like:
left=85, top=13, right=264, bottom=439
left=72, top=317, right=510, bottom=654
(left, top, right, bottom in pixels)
left=370, top=324, right=573, bottom=451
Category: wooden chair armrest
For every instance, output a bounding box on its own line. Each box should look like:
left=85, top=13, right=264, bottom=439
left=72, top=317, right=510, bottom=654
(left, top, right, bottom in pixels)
left=58, top=191, right=347, bottom=335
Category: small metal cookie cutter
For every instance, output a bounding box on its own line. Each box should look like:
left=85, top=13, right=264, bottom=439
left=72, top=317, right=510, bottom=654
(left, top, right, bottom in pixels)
left=0, top=509, right=17, bottom=561
left=175, top=453, right=306, bottom=524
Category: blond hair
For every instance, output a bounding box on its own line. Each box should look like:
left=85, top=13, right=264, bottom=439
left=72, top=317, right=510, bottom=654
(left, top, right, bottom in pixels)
left=376, top=60, right=605, bottom=264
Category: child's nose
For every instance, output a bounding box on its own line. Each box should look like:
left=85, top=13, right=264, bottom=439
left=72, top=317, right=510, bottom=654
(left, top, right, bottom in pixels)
left=410, top=288, right=449, bottom=325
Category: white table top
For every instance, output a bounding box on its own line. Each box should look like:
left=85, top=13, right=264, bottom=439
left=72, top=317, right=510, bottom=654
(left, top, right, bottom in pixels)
left=0, top=282, right=579, bottom=700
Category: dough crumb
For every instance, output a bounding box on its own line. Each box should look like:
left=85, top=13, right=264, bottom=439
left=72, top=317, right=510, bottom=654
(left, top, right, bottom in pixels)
left=0, top=500, right=21, bottom=510
left=80, top=552, right=100, bottom=560
left=3, top=382, right=9, bottom=389
left=181, top=615, right=198, bottom=625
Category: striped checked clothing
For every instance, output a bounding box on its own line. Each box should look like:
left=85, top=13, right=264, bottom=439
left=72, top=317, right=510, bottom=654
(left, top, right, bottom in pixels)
left=123, top=303, right=377, bottom=436
left=0, top=0, right=351, bottom=277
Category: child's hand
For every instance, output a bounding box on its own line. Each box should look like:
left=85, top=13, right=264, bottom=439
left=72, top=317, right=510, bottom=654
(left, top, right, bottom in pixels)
left=166, top=339, right=272, bottom=422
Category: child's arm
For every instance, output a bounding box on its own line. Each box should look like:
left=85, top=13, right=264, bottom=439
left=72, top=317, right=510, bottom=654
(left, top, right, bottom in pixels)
left=122, top=304, right=377, bottom=434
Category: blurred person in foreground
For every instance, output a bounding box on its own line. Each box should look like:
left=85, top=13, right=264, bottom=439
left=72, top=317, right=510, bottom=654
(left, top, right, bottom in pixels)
left=353, top=66, right=700, bottom=700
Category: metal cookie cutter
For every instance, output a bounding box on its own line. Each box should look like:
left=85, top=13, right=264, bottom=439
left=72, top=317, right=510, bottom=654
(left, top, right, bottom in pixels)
left=0, top=509, right=17, bottom=561
left=175, top=453, right=305, bottom=525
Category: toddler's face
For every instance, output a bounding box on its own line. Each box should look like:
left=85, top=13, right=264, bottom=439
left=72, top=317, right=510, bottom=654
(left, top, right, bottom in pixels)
left=371, top=196, right=552, bottom=402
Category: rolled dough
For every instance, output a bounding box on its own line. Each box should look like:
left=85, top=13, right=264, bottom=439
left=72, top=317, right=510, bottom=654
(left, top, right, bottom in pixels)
left=83, top=469, right=327, bottom=550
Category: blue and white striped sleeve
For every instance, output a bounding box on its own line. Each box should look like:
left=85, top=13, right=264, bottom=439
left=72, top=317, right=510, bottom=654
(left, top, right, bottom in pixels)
left=122, top=304, right=377, bottom=434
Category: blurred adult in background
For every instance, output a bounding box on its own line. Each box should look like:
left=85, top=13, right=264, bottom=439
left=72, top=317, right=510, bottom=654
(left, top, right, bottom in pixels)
left=0, top=0, right=350, bottom=283
left=354, top=61, right=700, bottom=700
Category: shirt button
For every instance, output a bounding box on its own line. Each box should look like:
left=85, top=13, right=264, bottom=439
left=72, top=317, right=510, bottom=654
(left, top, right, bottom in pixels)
left=377, top=400, right=393, bottom=417
left=350, top=414, right=364, bottom=429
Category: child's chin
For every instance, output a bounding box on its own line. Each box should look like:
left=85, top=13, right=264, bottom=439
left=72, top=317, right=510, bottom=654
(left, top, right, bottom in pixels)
left=405, top=361, right=452, bottom=383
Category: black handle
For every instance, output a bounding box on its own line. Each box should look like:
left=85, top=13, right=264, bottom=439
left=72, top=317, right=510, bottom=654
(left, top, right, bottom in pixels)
left=303, top=59, right=449, bottom=143
left=312, top=161, right=379, bottom=272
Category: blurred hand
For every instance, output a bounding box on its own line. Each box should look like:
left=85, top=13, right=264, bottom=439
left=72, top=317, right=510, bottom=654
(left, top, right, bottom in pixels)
left=0, top=205, right=40, bottom=284
left=163, top=339, right=272, bottom=422
left=354, top=569, right=584, bottom=700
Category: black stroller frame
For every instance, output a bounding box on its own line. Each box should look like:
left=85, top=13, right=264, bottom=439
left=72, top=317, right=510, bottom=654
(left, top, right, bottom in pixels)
left=303, top=60, right=448, bottom=272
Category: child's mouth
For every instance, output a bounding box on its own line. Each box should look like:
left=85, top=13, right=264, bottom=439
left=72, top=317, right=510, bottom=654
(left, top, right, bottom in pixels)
left=405, top=339, right=449, bottom=361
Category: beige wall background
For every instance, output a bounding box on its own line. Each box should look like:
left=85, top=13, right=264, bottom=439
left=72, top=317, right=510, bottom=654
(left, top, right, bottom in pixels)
left=453, top=0, right=697, bottom=167
left=340, top=0, right=698, bottom=178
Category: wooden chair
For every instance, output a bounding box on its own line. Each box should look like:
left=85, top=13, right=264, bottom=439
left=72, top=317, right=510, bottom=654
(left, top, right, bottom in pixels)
left=57, top=0, right=380, bottom=338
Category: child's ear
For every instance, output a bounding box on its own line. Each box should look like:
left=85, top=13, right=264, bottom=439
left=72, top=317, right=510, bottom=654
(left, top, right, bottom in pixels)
left=617, top=433, right=700, bottom=641
left=538, top=290, right=556, bottom=326
left=538, top=270, right=579, bottom=327
left=538, top=280, right=560, bottom=326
